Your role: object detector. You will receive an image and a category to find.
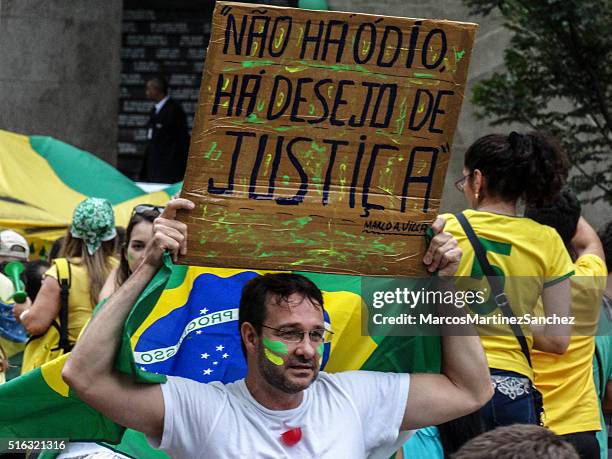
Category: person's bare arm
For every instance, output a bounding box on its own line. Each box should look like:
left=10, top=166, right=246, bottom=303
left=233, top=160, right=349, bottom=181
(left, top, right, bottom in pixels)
left=402, top=218, right=493, bottom=430
left=62, top=198, right=194, bottom=438
left=14, top=277, right=60, bottom=335
left=403, top=340, right=492, bottom=430
left=533, top=219, right=601, bottom=353
left=572, top=217, right=605, bottom=260
left=534, top=218, right=602, bottom=353
left=531, top=279, right=571, bottom=354
left=12, top=297, right=30, bottom=324
left=98, top=267, right=119, bottom=302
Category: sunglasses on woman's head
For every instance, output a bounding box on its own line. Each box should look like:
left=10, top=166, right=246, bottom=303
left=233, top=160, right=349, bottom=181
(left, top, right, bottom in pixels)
left=131, top=204, right=164, bottom=218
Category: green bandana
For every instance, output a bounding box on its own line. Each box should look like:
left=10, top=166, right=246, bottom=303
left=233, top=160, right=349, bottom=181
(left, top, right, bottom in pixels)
left=70, top=198, right=116, bottom=255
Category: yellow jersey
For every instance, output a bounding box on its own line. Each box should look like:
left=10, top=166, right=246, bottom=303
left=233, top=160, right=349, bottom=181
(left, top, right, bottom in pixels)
left=441, top=210, right=574, bottom=380
left=532, top=254, right=607, bottom=435
left=45, top=257, right=118, bottom=343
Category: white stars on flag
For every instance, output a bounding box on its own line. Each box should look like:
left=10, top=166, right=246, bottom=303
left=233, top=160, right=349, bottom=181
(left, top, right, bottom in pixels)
left=200, top=308, right=209, bottom=315
left=203, top=368, right=213, bottom=376
left=201, top=353, right=209, bottom=359
left=216, top=345, right=225, bottom=351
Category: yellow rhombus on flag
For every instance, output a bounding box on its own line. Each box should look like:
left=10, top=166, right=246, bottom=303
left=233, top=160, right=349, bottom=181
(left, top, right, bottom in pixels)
left=0, top=255, right=440, bottom=457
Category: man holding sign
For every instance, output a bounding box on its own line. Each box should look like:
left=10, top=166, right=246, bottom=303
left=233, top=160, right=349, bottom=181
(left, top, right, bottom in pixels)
left=62, top=198, right=492, bottom=458
left=63, top=3, right=489, bottom=456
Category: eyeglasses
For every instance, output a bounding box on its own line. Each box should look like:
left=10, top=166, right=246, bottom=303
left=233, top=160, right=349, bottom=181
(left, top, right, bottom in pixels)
left=131, top=204, right=164, bottom=218
left=454, top=173, right=473, bottom=192
left=261, top=325, right=334, bottom=344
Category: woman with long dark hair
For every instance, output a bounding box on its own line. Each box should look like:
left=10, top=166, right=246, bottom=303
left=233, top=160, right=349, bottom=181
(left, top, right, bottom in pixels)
left=439, top=132, right=573, bottom=428
left=98, top=204, right=162, bottom=301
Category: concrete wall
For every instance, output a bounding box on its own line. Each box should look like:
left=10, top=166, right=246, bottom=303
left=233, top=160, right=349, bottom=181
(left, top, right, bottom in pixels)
left=0, top=0, right=122, bottom=165
left=327, top=0, right=611, bottom=229
left=1, top=0, right=607, bottom=226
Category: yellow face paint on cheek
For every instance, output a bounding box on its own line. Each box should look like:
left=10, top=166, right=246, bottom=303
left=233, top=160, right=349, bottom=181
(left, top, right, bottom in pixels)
left=264, top=347, right=284, bottom=366
left=263, top=337, right=288, bottom=366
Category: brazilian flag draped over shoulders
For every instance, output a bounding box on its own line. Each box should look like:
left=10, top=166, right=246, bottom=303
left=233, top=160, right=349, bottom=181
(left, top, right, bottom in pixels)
left=0, top=255, right=440, bottom=457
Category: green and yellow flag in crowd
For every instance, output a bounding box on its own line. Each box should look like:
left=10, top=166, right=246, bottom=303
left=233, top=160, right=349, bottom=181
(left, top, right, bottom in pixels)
left=0, top=129, right=440, bottom=457
left=0, top=129, right=177, bottom=257
left=0, top=254, right=440, bottom=457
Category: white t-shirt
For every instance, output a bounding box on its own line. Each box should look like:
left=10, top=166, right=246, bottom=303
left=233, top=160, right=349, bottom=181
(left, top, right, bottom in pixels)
left=0, top=273, right=14, bottom=303
left=58, top=443, right=131, bottom=459
left=149, top=371, right=411, bottom=458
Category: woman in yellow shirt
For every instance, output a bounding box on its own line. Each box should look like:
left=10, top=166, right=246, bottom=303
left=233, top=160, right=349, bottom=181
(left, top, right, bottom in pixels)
left=15, top=198, right=118, bottom=372
left=441, top=132, right=574, bottom=429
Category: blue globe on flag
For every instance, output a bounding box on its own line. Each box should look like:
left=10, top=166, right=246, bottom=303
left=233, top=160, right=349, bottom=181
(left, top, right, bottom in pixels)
left=133, top=271, right=331, bottom=384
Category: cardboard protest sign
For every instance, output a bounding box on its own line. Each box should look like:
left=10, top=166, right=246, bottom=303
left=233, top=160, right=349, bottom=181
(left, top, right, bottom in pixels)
left=178, top=1, right=477, bottom=276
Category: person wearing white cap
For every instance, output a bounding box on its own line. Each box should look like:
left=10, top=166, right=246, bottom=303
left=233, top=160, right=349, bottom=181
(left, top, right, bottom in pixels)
left=0, top=230, right=30, bottom=263
left=0, top=230, right=30, bottom=381
left=0, top=230, right=29, bottom=302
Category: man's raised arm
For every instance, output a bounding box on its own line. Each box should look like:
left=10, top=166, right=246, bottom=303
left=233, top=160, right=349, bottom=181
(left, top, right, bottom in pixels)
left=401, top=217, right=493, bottom=430
left=62, top=198, right=194, bottom=438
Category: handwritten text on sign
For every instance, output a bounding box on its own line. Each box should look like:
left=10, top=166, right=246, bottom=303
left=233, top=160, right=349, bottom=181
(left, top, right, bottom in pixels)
left=179, top=2, right=477, bottom=275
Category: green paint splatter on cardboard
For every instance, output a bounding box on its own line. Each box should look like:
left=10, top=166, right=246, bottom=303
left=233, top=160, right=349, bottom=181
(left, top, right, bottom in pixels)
left=204, top=142, right=217, bottom=159
left=453, top=47, right=465, bottom=63
left=395, top=98, right=407, bottom=136
left=221, top=60, right=275, bottom=72
left=297, top=60, right=386, bottom=79
left=246, top=113, right=263, bottom=123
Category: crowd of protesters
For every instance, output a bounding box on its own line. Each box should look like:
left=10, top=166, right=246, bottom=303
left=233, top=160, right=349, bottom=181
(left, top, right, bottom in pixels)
left=0, top=199, right=157, bottom=380
left=0, top=131, right=610, bottom=459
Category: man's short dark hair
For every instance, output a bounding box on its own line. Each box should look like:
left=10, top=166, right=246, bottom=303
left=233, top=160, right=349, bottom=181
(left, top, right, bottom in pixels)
left=599, top=220, right=612, bottom=272
left=147, top=76, right=168, bottom=95
left=525, top=187, right=581, bottom=246
left=238, top=273, right=324, bottom=355
left=452, top=424, right=579, bottom=459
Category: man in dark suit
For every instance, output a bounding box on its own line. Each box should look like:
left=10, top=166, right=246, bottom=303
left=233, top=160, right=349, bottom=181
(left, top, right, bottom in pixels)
left=140, top=76, right=190, bottom=183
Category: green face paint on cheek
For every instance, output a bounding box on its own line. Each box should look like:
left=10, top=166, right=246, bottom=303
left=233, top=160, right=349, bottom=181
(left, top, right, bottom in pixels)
left=263, top=337, right=289, bottom=355
left=263, top=337, right=288, bottom=366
